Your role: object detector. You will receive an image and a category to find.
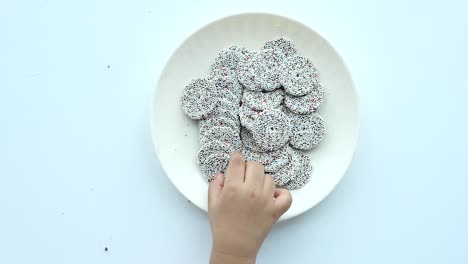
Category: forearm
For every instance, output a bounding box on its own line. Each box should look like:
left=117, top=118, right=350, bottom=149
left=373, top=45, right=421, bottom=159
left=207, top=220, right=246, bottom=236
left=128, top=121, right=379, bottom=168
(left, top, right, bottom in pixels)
left=210, top=249, right=255, bottom=264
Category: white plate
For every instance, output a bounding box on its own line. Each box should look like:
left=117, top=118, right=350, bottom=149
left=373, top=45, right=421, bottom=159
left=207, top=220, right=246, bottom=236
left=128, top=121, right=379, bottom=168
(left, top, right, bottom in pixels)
left=151, top=13, right=359, bottom=221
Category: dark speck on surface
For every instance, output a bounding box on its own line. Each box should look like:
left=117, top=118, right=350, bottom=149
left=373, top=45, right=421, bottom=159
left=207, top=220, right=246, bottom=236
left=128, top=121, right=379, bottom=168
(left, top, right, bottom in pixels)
left=188, top=200, right=191, bottom=203
left=185, top=134, right=187, bottom=137
left=104, top=247, right=109, bottom=252
left=107, top=65, right=110, bottom=69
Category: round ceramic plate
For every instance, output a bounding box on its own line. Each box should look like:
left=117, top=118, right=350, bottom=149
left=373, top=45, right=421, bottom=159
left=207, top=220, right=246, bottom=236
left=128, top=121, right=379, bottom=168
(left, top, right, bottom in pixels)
left=151, top=13, right=359, bottom=221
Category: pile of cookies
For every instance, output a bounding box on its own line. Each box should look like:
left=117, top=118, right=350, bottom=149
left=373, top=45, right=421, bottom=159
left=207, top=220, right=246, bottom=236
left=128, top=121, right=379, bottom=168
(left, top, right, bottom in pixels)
left=181, top=38, right=325, bottom=190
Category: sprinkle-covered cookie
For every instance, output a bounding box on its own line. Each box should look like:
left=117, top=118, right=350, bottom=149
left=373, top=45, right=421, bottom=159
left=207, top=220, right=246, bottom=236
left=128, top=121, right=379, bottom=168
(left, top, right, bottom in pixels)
left=283, top=152, right=312, bottom=190
left=241, top=145, right=289, bottom=173
left=208, top=89, right=240, bottom=109
left=210, top=66, right=236, bottom=78
left=284, top=82, right=324, bottom=114
left=256, top=49, right=286, bottom=91
left=242, top=89, right=284, bottom=111
left=240, top=126, right=268, bottom=152
left=251, top=109, right=291, bottom=152
left=237, top=51, right=262, bottom=92
left=210, top=107, right=239, bottom=125
left=197, top=139, right=238, bottom=166
left=238, top=49, right=285, bottom=92
left=264, top=148, right=290, bottom=173
left=288, top=112, right=325, bottom=150
left=211, top=46, right=250, bottom=73
left=263, top=38, right=298, bottom=58
left=199, top=126, right=241, bottom=149
left=199, top=117, right=240, bottom=138
left=208, top=69, right=243, bottom=99
left=181, top=78, right=217, bottom=120
left=200, top=152, right=231, bottom=182
left=239, top=105, right=261, bottom=130
left=280, top=56, right=319, bottom=96
left=217, top=97, right=241, bottom=113
left=271, top=147, right=304, bottom=186
left=271, top=161, right=294, bottom=186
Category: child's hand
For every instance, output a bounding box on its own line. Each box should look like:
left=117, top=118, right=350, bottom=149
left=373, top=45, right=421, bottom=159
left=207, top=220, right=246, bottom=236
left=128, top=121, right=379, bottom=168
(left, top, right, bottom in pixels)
left=208, top=152, right=292, bottom=264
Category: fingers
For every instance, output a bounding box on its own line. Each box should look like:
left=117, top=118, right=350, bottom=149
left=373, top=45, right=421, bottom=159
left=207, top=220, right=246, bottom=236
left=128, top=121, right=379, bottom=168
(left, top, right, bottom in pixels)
left=223, top=152, right=246, bottom=187
left=263, top=174, right=276, bottom=198
left=273, top=188, right=292, bottom=216
left=208, top=173, right=224, bottom=204
left=244, top=161, right=265, bottom=190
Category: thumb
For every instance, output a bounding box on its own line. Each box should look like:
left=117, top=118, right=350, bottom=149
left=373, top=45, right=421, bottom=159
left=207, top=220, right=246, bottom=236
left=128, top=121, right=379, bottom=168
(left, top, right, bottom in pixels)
left=273, top=188, right=292, bottom=217
left=208, top=173, right=224, bottom=204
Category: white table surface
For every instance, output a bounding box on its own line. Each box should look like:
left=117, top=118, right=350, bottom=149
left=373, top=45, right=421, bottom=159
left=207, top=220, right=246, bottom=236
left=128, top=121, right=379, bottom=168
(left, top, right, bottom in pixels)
left=1, top=0, right=467, bottom=263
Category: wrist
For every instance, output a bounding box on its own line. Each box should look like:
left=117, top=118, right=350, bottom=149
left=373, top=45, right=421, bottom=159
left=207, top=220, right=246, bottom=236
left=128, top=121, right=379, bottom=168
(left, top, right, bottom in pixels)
left=210, top=248, right=255, bottom=264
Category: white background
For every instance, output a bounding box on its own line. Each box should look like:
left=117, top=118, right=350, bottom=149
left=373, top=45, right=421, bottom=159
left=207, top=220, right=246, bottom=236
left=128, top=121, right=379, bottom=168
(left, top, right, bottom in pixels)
left=1, top=0, right=467, bottom=263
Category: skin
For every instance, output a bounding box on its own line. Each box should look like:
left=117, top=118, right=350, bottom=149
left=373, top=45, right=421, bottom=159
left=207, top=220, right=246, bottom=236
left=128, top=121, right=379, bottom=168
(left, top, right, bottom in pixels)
left=208, top=152, right=293, bottom=264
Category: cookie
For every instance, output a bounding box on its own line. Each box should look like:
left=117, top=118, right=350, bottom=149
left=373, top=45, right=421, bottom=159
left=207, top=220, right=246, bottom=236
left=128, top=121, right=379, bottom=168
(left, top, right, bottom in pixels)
left=240, top=126, right=268, bottom=152
left=256, top=49, right=285, bottom=91
left=242, top=89, right=284, bottom=111
left=212, top=85, right=242, bottom=104
left=283, top=152, right=312, bottom=190
left=200, top=152, right=231, bottom=182
left=279, top=56, right=319, bottom=96
left=211, top=46, right=250, bottom=73
left=241, top=145, right=289, bottom=173
left=197, top=140, right=238, bottom=166
left=210, top=107, right=239, bottom=125
left=251, top=109, right=291, bottom=152
left=199, top=126, right=241, bottom=149
left=264, top=147, right=290, bottom=173
left=209, top=66, right=236, bottom=78
left=271, top=147, right=304, bottom=186
left=263, top=38, right=298, bottom=58
left=217, top=97, right=241, bottom=113
left=181, top=78, right=217, bottom=120
left=208, top=69, right=243, bottom=99
left=238, top=49, right=285, bottom=92
left=288, top=112, right=325, bottom=150
left=239, top=105, right=261, bottom=130
left=284, top=82, right=324, bottom=114
left=237, top=51, right=262, bottom=92
left=199, top=117, right=240, bottom=138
